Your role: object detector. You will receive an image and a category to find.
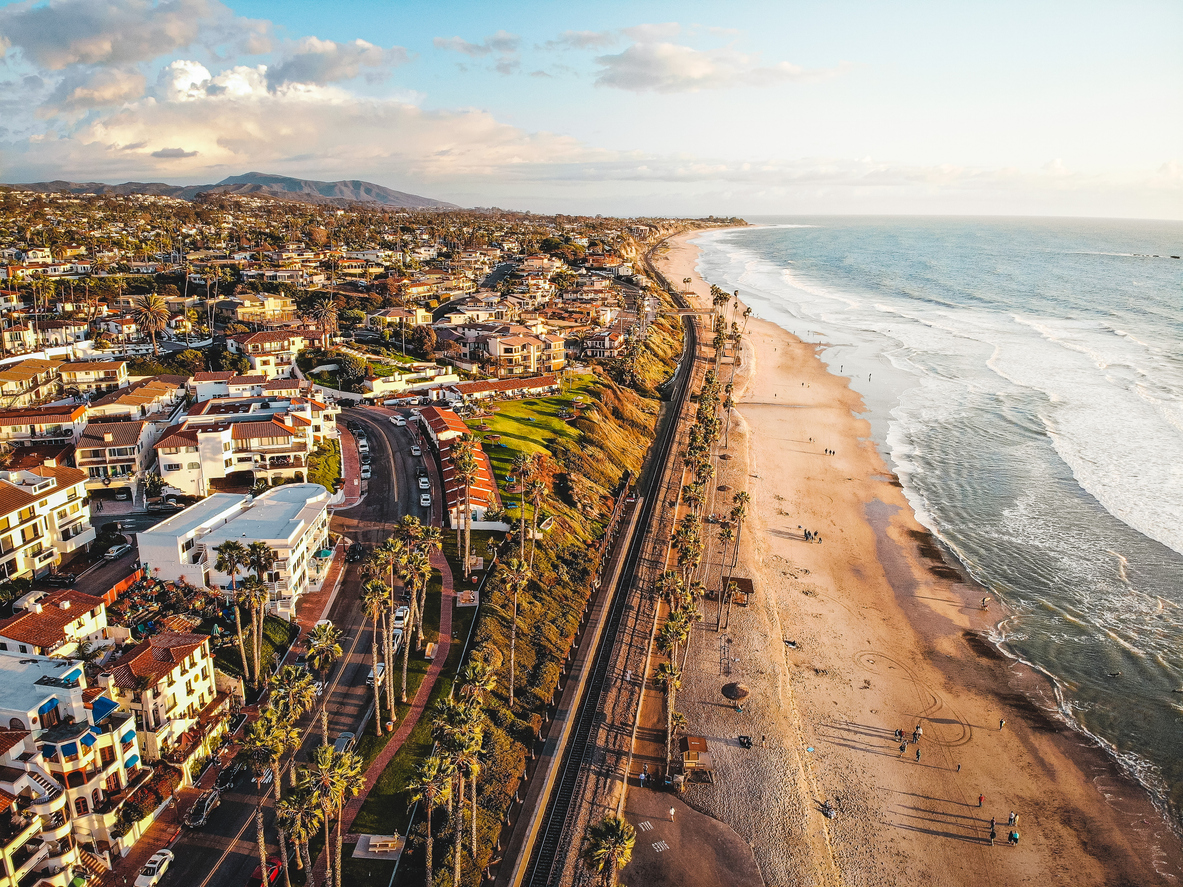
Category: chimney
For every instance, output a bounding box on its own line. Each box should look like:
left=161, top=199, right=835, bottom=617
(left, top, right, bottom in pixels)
left=103, top=432, right=114, bottom=442
left=59, top=599, right=71, bottom=610
left=30, top=603, right=42, bottom=614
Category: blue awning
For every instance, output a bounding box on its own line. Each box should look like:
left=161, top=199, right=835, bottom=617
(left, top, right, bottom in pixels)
left=124, top=754, right=140, bottom=769
left=80, top=732, right=97, bottom=748
left=38, top=697, right=60, bottom=716
left=90, top=696, right=118, bottom=723
left=120, top=730, right=135, bottom=744
left=60, top=741, right=77, bottom=757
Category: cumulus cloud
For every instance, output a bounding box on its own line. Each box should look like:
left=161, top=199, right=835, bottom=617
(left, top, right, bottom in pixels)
left=43, top=65, right=146, bottom=111
left=434, top=30, right=520, bottom=74
left=0, top=0, right=270, bottom=70
left=267, top=37, right=410, bottom=87
left=594, top=42, right=844, bottom=93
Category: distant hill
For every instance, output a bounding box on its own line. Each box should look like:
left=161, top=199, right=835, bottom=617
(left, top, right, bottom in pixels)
left=7, top=171, right=458, bottom=209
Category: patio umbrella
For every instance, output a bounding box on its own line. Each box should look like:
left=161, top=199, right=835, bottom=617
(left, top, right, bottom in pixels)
left=722, top=682, right=750, bottom=701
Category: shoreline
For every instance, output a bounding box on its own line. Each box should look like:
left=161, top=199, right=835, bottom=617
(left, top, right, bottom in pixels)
left=652, top=230, right=1183, bottom=885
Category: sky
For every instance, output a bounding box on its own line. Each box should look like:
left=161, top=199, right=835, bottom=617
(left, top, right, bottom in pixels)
left=0, top=0, right=1180, bottom=218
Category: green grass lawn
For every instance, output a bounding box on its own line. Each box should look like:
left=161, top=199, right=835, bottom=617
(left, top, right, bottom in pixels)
left=213, top=615, right=297, bottom=681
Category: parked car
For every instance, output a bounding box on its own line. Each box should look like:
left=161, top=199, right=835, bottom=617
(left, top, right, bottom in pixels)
left=410, top=444, right=421, bottom=457
left=114, top=489, right=131, bottom=501
left=360, top=452, right=372, bottom=464
left=419, top=493, right=431, bottom=508
left=135, top=850, right=174, bottom=887
left=417, top=476, right=430, bottom=491
left=215, top=762, right=246, bottom=792
left=390, top=415, right=407, bottom=426
left=254, top=768, right=274, bottom=788
left=390, top=627, right=404, bottom=655
left=183, top=789, right=220, bottom=828
left=42, top=572, right=76, bottom=587
left=366, top=663, right=384, bottom=687
left=333, top=732, right=356, bottom=755
left=356, top=439, right=369, bottom=453
left=104, top=542, right=132, bottom=560
left=392, top=605, right=409, bottom=631
left=247, top=855, right=285, bottom=887
left=347, top=542, right=366, bottom=562
left=360, top=465, right=372, bottom=480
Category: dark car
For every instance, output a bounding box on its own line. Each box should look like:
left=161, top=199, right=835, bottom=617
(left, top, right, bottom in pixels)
left=214, top=762, right=245, bottom=792
left=42, top=573, right=77, bottom=587
left=183, top=788, right=220, bottom=828
left=346, top=542, right=366, bottom=562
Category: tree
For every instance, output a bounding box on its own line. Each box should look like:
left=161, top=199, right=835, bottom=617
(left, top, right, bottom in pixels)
left=499, top=559, right=529, bottom=709
left=655, top=661, right=682, bottom=770
left=715, top=524, right=735, bottom=631
left=239, top=715, right=280, bottom=887
left=301, top=744, right=345, bottom=887
left=580, top=815, right=636, bottom=887
left=724, top=491, right=750, bottom=627
left=268, top=665, right=318, bottom=726
left=307, top=621, right=343, bottom=744
left=451, top=438, right=478, bottom=576
left=276, top=788, right=321, bottom=875
left=240, top=575, right=270, bottom=687
left=309, top=296, right=338, bottom=347
left=247, top=542, right=277, bottom=680
left=527, top=478, right=547, bottom=569
left=361, top=580, right=389, bottom=735
left=214, top=541, right=251, bottom=682
left=142, top=472, right=165, bottom=499
left=407, top=756, right=452, bottom=887
left=131, top=292, right=170, bottom=355
left=410, top=324, right=437, bottom=357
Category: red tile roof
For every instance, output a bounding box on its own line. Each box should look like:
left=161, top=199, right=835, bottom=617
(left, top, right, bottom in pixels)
left=0, top=590, right=105, bottom=650
left=107, top=632, right=208, bottom=690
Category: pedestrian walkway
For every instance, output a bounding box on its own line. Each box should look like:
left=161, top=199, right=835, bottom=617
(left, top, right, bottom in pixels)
left=336, top=422, right=364, bottom=508
left=620, top=789, right=762, bottom=887
left=292, top=543, right=345, bottom=638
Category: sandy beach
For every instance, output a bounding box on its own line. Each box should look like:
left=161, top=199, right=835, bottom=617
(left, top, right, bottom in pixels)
left=652, top=230, right=1183, bottom=885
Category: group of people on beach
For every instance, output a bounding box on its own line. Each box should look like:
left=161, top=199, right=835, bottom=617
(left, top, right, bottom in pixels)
left=896, top=724, right=924, bottom=761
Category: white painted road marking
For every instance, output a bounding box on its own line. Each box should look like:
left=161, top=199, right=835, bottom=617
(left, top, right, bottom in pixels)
left=637, top=821, right=653, bottom=832
left=652, top=840, right=669, bottom=852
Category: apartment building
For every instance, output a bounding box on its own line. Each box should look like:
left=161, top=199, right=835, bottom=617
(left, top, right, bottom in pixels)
left=75, top=421, right=159, bottom=495
left=366, top=307, right=432, bottom=330
left=101, top=632, right=228, bottom=780
left=59, top=361, right=129, bottom=396
left=87, top=375, right=187, bottom=422
left=0, top=462, right=94, bottom=580
left=233, top=291, right=297, bottom=326
left=136, top=485, right=332, bottom=619
left=226, top=330, right=312, bottom=379
left=0, top=359, right=63, bottom=409
left=0, top=404, right=88, bottom=449
left=155, top=396, right=337, bottom=495
left=0, top=651, right=146, bottom=882
left=0, top=590, right=109, bottom=657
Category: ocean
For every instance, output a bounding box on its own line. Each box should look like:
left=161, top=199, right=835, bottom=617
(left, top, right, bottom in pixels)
left=692, top=216, right=1183, bottom=824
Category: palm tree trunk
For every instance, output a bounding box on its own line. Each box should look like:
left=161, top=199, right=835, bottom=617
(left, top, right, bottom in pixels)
left=232, top=585, right=251, bottom=682
left=463, top=481, right=472, bottom=577
left=401, top=609, right=412, bottom=703
left=470, top=773, right=478, bottom=859
left=529, top=495, right=539, bottom=569
left=272, top=775, right=292, bottom=887
left=453, top=774, right=464, bottom=887
left=336, top=802, right=345, bottom=887
left=322, top=813, right=333, bottom=887
left=508, top=587, right=518, bottom=709
left=371, top=620, right=384, bottom=735
left=415, top=580, right=427, bottom=652
left=300, top=836, right=312, bottom=874
left=384, top=605, right=396, bottom=717
left=716, top=540, right=729, bottom=632
left=255, top=797, right=269, bottom=887
left=425, top=802, right=434, bottom=887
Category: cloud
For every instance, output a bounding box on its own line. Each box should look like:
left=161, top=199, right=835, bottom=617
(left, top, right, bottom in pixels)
left=542, top=30, right=620, bottom=50
left=42, top=66, right=147, bottom=111
left=0, top=0, right=270, bottom=70
left=434, top=30, right=520, bottom=74
left=267, top=37, right=410, bottom=88
left=151, top=146, right=197, bottom=158
left=594, top=42, right=844, bottom=93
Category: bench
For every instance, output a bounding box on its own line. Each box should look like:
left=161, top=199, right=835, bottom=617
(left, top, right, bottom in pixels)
left=424, top=642, right=438, bottom=660
left=368, top=837, right=401, bottom=853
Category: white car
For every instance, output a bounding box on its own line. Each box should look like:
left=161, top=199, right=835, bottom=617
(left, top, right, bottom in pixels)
left=390, top=415, right=407, bottom=426
left=135, top=850, right=174, bottom=887
left=419, top=493, right=431, bottom=508
left=392, top=606, right=409, bottom=631
left=390, top=627, right=404, bottom=655
left=410, top=444, right=421, bottom=456
left=360, top=465, right=372, bottom=480
left=356, top=439, right=369, bottom=453
left=104, top=542, right=132, bottom=560
left=417, top=476, right=430, bottom=490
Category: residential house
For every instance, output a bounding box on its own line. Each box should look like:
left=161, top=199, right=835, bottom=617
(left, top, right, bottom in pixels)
left=75, top=421, right=159, bottom=496
left=233, top=291, right=297, bottom=326
left=59, top=361, right=129, bottom=397
left=365, top=307, right=432, bottom=331
left=135, top=485, right=332, bottom=619
left=32, top=320, right=91, bottom=349
left=0, top=590, right=110, bottom=658
left=87, top=375, right=187, bottom=422
left=0, top=405, right=88, bottom=449
left=226, top=330, right=311, bottom=379
left=0, top=461, right=95, bottom=579
left=0, top=359, right=63, bottom=409
left=445, top=374, right=560, bottom=404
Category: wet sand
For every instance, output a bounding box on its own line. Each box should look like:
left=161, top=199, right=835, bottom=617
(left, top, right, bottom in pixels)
left=652, top=230, right=1183, bottom=885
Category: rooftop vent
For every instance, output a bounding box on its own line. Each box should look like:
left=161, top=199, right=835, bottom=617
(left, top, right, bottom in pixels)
left=58, top=600, right=70, bottom=611
left=30, top=603, right=42, bottom=614
left=103, top=432, right=114, bottom=442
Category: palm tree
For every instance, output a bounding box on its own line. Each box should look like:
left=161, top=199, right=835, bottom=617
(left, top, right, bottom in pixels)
left=655, top=661, right=682, bottom=771
left=371, top=540, right=402, bottom=715
left=361, top=580, right=388, bottom=735
left=333, top=751, right=365, bottom=887
left=241, top=575, right=270, bottom=686
left=301, top=744, right=345, bottom=887
left=309, top=295, right=339, bottom=347
left=500, top=559, right=529, bottom=709
left=268, top=665, right=318, bottom=725
left=307, top=621, right=343, bottom=745
left=724, top=491, right=750, bottom=622
left=239, top=715, right=280, bottom=887
left=406, top=548, right=433, bottom=652
left=447, top=734, right=481, bottom=887
left=510, top=454, right=531, bottom=561
left=407, top=756, right=452, bottom=887
left=214, top=540, right=251, bottom=681
left=580, top=815, right=636, bottom=887
left=276, top=788, right=321, bottom=875
left=526, top=478, right=547, bottom=569
left=264, top=716, right=300, bottom=887
left=131, top=292, right=170, bottom=355
left=452, top=438, right=478, bottom=576
left=715, top=524, right=735, bottom=631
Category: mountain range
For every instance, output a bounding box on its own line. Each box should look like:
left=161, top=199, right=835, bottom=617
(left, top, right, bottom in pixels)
left=6, top=172, right=458, bottom=209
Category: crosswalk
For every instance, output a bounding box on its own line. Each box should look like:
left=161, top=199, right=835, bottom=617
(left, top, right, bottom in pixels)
left=637, top=820, right=653, bottom=832
left=652, top=840, right=670, bottom=852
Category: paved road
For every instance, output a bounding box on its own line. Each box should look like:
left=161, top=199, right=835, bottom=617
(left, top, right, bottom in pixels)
left=162, top=413, right=428, bottom=887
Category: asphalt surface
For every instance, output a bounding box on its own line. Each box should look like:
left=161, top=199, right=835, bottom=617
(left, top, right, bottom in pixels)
left=163, top=410, right=430, bottom=887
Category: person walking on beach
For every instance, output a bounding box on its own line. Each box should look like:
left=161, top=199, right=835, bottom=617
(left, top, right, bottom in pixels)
left=990, top=816, right=996, bottom=830
left=670, top=807, right=676, bottom=822
left=899, top=742, right=908, bottom=756
left=999, top=718, right=1006, bottom=730
left=915, top=748, right=922, bottom=762
left=956, top=763, right=961, bottom=773
left=979, top=794, right=985, bottom=808
left=990, top=827, right=997, bottom=846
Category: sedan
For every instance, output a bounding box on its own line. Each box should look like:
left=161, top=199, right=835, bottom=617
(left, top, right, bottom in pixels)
left=417, top=476, right=430, bottom=491
left=135, top=850, right=174, bottom=887
left=183, top=789, right=220, bottom=829
left=410, top=445, right=421, bottom=457
left=104, top=542, right=132, bottom=560
left=419, top=492, right=431, bottom=508
left=42, top=573, right=77, bottom=587
left=392, top=606, right=409, bottom=631
left=247, top=855, right=285, bottom=887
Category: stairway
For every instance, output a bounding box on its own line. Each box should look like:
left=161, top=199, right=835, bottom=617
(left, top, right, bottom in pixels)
left=28, top=770, right=63, bottom=798
left=77, top=849, right=110, bottom=884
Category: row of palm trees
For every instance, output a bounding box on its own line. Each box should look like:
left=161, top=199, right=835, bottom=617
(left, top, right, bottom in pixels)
left=214, top=539, right=280, bottom=689
left=405, top=660, right=497, bottom=886
left=232, top=618, right=361, bottom=887
left=360, top=517, right=442, bottom=737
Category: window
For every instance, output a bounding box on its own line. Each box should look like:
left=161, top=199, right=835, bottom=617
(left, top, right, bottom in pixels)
left=100, top=746, right=115, bottom=767
left=187, top=462, right=200, bottom=470
left=105, top=773, right=121, bottom=793
left=74, top=797, right=88, bottom=815
left=164, top=463, right=182, bottom=472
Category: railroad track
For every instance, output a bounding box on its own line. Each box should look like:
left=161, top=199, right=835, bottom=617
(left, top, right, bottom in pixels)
left=520, top=239, right=701, bottom=886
